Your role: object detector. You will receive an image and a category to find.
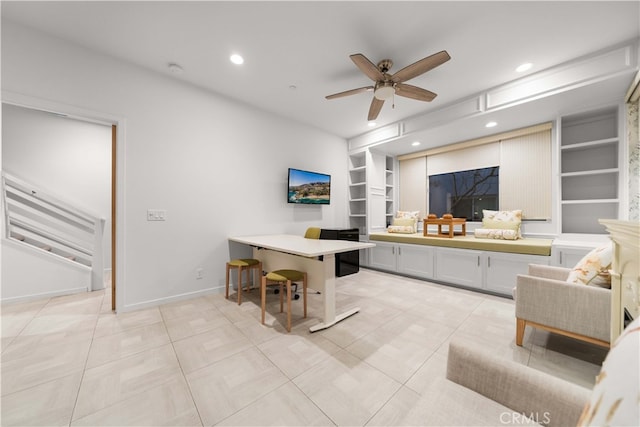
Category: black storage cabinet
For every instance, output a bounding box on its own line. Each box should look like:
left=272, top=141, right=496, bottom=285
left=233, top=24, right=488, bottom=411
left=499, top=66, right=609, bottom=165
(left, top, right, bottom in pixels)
left=319, top=228, right=360, bottom=277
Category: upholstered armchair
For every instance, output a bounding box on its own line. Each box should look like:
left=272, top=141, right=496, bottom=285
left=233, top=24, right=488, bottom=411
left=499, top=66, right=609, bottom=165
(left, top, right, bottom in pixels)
left=515, top=264, right=611, bottom=348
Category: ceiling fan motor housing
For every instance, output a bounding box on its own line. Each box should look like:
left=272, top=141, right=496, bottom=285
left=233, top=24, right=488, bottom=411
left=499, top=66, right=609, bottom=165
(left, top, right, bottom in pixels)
left=377, top=59, right=393, bottom=73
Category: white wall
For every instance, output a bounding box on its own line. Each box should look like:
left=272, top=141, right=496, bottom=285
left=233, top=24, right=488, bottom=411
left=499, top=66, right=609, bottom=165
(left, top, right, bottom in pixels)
left=2, top=104, right=112, bottom=268
left=1, top=21, right=349, bottom=311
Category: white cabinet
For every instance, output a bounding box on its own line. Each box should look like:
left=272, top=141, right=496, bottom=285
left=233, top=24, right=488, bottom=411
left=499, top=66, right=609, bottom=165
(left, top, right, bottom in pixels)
left=397, top=244, right=434, bottom=279
left=434, top=247, right=483, bottom=289
left=484, top=251, right=549, bottom=295
left=551, top=234, right=610, bottom=267
left=368, top=242, right=434, bottom=280
left=369, top=241, right=398, bottom=271
left=369, top=243, right=551, bottom=296
left=553, top=246, right=592, bottom=268
left=560, top=107, right=621, bottom=234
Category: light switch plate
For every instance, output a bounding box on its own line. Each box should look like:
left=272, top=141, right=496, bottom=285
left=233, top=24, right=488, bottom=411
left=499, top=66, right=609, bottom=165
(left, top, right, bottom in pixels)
left=147, top=209, right=166, bottom=221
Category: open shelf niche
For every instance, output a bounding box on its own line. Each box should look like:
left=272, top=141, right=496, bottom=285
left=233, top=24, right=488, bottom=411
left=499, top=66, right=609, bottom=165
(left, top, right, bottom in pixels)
left=560, top=106, right=621, bottom=233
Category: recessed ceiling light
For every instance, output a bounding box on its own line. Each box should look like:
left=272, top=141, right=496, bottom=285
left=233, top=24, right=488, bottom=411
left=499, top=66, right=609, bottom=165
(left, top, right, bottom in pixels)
left=411, top=141, right=421, bottom=146
left=367, top=121, right=377, bottom=127
left=516, top=62, right=533, bottom=73
left=486, top=121, right=497, bottom=128
left=168, top=63, right=183, bottom=74
left=230, top=54, right=244, bottom=65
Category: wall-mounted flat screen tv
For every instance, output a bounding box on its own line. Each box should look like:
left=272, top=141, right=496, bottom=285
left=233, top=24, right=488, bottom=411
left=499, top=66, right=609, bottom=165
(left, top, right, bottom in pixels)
left=429, top=166, right=499, bottom=221
left=287, top=168, right=331, bottom=205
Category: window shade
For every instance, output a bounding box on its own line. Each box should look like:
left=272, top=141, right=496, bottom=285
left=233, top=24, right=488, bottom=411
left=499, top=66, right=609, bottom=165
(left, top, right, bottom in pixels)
left=499, top=129, right=551, bottom=219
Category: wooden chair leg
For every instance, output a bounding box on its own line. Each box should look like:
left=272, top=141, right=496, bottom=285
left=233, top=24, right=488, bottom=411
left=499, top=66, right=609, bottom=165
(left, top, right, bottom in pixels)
left=516, top=318, right=526, bottom=346
left=279, top=283, right=284, bottom=312
left=286, top=280, right=292, bottom=332
left=261, top=276, right=267, bottom=325
left=225, top=263, right=230, bottom=299
left=303, top=273, right=307, bottom=319
left=236, top=265, right=243, bottom=305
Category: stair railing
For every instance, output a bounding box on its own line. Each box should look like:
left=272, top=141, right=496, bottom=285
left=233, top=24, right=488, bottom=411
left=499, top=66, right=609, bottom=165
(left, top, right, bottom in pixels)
left=1, top=172, right=106, bottom=290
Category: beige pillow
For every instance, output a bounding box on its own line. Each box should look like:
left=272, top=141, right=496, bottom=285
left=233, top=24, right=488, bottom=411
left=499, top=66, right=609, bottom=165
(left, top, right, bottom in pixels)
left=474, top=228, right=519, bottom=240
left=483, top=210, right=522, bottom=237
left=394, top=212, right=419, bottom=232
left=566, top=243, right=613, bottom=288
left=392, top=218, right=415, bottom=227
left=387, top=225, right=416, bottom=234
left=481, top=218, right=521, bottom=232
left=395, top=210, right=420, bottom=220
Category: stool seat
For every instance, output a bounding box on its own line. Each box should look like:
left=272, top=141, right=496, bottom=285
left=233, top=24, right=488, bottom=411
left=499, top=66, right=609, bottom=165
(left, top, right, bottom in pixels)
left=265, top=269, right=305, bottom=282
left=228, top=258, right=260, bottom=267
left=261, top=269, right=307, bottom=332
left=226, top=258, right=262, bottom=305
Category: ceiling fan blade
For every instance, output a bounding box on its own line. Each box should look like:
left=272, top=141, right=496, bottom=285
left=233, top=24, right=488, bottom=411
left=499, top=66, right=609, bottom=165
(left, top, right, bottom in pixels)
left=350, top=53, right=384, bottom=81
left=325, top=86, right=374, bottom=100
left=395, top=83, right=437, bottom=102
left=368, top=97, right=384, bottom=121
left=391, top=50, right=451, bottom=83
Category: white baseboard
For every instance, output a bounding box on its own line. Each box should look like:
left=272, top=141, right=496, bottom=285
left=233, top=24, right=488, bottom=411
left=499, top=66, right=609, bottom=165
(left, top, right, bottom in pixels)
left=1, top=286, right=88, bottom=305
left=117, top=285, right=225, bottom=313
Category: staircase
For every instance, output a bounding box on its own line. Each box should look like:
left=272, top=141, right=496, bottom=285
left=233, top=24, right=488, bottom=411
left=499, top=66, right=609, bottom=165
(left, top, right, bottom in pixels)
left=2, top=172, right=105, bottom=293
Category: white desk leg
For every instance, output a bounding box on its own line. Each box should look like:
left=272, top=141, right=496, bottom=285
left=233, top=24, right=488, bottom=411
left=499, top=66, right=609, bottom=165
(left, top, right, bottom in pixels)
left=309, top=253, right=359, bottom=332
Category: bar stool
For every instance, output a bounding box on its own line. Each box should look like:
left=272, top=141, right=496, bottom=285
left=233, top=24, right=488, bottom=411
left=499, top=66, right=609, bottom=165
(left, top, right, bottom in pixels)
left=261, top=269, right=307, bottom=332
left=225, top=258, right=262, bottom=305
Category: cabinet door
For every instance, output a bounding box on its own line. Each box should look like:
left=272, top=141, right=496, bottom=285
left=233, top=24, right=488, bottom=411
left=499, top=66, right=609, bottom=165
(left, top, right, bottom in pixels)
left=553, top=246, right=592, bottom=267
left=397, top=244, right=434, bottom=279
left=369, top=241, right=397, bottom=271
left=484, top=252, right=550, bottom=295
left=435, top=247, right=482, bottom=289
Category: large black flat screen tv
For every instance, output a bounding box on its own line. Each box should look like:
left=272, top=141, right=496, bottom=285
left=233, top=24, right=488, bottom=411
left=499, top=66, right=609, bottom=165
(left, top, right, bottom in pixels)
left=287, top=168, right=331, bottom=205
left=429, top=166, right=499, bottom=221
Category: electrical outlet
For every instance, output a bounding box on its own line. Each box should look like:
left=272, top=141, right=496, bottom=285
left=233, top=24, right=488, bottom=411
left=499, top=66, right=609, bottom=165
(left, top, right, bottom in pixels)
left=196, top=268, right=204, bottom=279
left=147, top=209, right=166, bottom=221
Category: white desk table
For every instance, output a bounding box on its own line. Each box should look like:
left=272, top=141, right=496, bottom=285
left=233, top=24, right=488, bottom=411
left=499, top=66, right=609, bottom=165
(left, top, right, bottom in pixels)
left=228, top=234, right=375, bottom=332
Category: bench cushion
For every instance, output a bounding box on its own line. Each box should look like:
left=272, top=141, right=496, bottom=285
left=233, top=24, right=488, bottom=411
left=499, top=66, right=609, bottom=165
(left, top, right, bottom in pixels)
left=369, top=233, right=553, bottom=256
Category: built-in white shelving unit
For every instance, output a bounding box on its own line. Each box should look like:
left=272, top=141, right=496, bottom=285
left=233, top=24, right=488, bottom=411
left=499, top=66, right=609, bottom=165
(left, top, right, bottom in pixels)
left=560, top=107, right=620, bottom=233
left=348, top=149, right=396, bottom=237
left=348, top=151, right=367, bottom=235
left=385, top=155, right=395, bottom=227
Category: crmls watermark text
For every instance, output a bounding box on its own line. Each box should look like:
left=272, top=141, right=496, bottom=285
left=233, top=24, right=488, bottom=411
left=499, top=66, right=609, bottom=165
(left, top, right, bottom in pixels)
left=500, top=411, right=551, bottom=425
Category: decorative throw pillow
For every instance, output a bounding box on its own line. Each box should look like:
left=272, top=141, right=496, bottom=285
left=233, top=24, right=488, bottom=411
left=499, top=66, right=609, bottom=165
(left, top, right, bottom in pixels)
left=392, top=218, right=415, bottom=227
left=483, top=210, right=523, bottom=237
left=395, top=211, right=420, bottom=232
left=387, top=225, right=416, bottom=234
left=474, top=228, right=519, bottom=240
left=566, top=243, right=613, bottom=288
left=578, top=316, right=640, bottom=426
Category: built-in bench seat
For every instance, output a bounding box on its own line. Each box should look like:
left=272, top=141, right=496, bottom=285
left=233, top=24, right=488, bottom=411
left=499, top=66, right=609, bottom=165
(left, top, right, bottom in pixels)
left=368, top=232, right=553, bottom=256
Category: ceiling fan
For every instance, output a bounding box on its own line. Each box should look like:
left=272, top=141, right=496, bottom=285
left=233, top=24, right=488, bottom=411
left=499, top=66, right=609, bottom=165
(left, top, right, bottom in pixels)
left=326, top=50, right=451, bottom=121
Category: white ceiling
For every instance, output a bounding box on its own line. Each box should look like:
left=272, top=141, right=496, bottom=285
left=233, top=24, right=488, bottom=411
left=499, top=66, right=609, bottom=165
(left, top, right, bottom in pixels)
left=3, top=1, right=639, bottom=155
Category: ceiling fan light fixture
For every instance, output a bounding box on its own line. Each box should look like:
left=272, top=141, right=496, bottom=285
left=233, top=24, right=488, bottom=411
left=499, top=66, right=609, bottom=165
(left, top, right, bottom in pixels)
left=374, top=83, right=395, bottom=100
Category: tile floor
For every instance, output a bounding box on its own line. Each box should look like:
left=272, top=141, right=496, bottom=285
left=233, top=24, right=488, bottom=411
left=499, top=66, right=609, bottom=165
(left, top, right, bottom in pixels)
left=0, top=268, right=608, bottom=426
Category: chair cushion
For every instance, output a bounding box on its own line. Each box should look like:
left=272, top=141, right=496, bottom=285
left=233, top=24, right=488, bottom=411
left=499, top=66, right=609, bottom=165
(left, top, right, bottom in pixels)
left=566, top=243, right=612, bottom=288
left=228, top=258, right=260, bottom=267
left=266, top=269, right=305, bottom=282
